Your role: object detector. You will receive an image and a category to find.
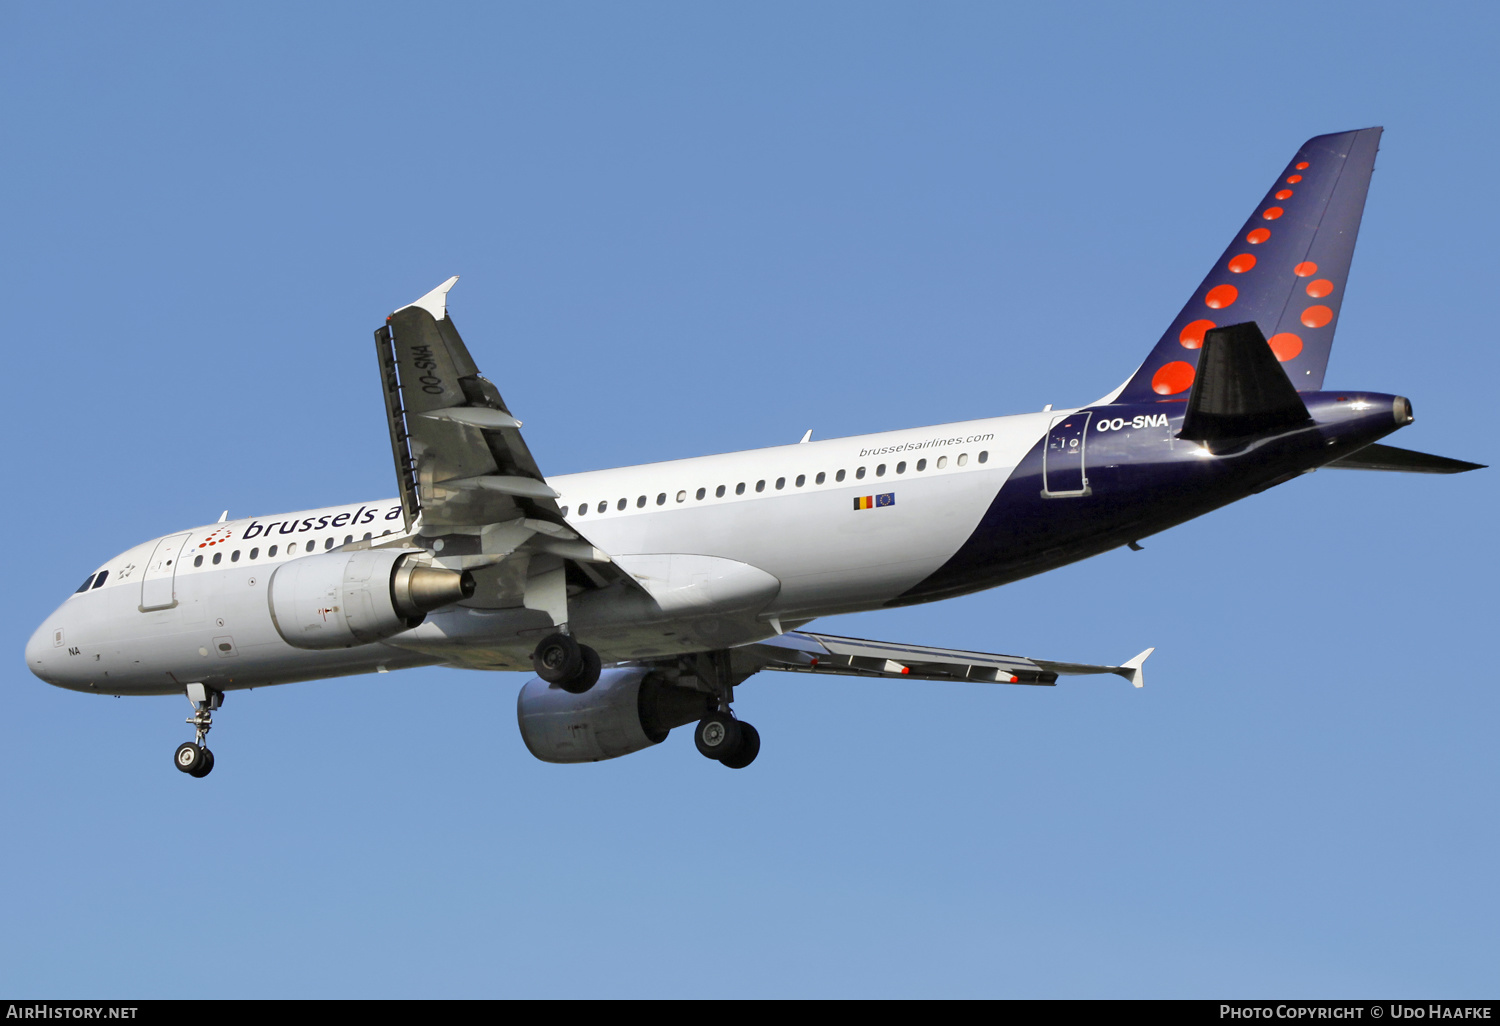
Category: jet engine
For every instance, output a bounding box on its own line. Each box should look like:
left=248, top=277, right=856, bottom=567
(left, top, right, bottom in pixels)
left=268, top=549, right=474, bottom=649
left=517, top=667, right=710, bottom=763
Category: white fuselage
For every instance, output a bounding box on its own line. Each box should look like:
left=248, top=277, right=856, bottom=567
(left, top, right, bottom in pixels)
left=27, top=412, right=1054, bottom=695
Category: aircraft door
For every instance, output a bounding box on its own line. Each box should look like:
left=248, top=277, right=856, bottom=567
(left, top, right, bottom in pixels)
left=140, top=533, right=190, bottom=611
left=1041, top=412, right=1092, bottom=498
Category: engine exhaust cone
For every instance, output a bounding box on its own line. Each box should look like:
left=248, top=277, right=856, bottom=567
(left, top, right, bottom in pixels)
left=392, top=563, right=475, bottom=618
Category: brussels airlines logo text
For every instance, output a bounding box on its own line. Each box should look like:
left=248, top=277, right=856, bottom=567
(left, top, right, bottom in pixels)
left=242, top=504, right=403, bottom=540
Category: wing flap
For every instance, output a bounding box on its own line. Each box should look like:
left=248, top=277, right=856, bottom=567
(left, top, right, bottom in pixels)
left=740, top=631, right=1152, bottom=687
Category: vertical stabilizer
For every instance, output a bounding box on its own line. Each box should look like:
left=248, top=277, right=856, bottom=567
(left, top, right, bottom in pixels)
left=1111, top=128, right=1382, bottom=404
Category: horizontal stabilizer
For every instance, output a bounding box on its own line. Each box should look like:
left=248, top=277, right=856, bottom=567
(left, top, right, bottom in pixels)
left=1178, top=322, right=1311, bottom=444
left=1326, top=442, right=1486, bottom=474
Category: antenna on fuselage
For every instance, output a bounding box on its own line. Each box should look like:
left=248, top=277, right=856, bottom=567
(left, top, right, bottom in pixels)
left=217, top=510, right=228, bottom=523
left=799, top=430, right=812, bottom=443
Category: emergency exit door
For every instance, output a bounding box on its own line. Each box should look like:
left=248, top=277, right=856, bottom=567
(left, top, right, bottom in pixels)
left=139, top=533, right=190, bottom=611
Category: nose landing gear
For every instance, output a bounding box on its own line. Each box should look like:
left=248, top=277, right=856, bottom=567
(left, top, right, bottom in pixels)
left=173, top=683, right=221, bottom=778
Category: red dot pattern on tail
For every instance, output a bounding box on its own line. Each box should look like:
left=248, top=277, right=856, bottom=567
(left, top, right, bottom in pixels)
left=1268, top=333, right=1304, bottom=362
left=1179, top=319, right=1215, bottom=349
left=1301, top=305, right=1333, bottom=328
left=1152, top=361, right=1195, bottom=395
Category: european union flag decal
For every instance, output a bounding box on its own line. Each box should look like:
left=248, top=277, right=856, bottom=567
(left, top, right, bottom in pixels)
left=876, top=492, right=895, bottom=507
left=854, top=493, right=896, bottom=510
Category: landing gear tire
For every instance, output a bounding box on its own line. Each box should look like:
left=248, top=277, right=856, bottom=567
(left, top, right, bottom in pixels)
left=533, top=633, right=602, bottom=694
left=694, top=712, right=743, bottom=761
left=565, top=644, right=602, bottom=695
left=174, top=742, right=206, bottom=775
left=189, top=748, right=215, bottom=778
left=719, top=721, right=760, bottom=769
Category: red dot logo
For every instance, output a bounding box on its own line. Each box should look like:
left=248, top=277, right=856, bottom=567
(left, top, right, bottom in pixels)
left=1306, top=279, right=1334, bottom=298
left=1204, top=284, right=1238, bottom=309
left=1295, top=161, right=1310, bottom=170
left=1179, top=319, right=1216, bottom=349
left=1263, top=207, right=1284, bottom=220
left=1152, top=361, right=1196, bottom=395
left=1286, top=175, right=1303, bottom=184
left=1294, top=261, right=1318, bottom=277
left=1246, top=228, right=1271, bottom=245
left=1275, top=189, right=1294, bottom=200
left=1227, top=254, right=1256, bottom=273
left=1301, top=305, right=1333, bottom=328
left=1267, top=332, right=1304, bottom=362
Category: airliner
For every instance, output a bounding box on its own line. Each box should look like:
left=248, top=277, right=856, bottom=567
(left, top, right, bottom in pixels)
left=26, top=128, right=1481, bottom=776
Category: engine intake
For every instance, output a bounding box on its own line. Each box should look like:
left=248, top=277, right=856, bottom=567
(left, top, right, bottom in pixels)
left=269, top=549, right=474, bottom=650
left=517, top=667, right=709, bottom=763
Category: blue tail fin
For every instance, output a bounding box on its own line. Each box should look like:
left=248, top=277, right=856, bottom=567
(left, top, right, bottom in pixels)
left=1111, top=128, right=1382, bottom=404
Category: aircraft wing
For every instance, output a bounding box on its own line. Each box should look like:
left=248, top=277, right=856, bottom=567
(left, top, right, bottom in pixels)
left=374, top=277, right=640, bottom=614
left=736, top=630, right=1154, bottom=688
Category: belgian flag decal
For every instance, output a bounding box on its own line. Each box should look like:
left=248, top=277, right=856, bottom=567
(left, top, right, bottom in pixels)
left=854, top=493, right=895, bottom=510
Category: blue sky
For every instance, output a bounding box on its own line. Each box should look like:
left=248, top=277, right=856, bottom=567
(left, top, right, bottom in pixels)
left=2, top=2, right=1495, bottom=997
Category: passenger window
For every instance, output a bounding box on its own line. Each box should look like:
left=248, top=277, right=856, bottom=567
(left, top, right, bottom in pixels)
left=76, top=574, right=96, bottom=593
left=816, top=472, right=826, bottom=485
left=978, top=451, right=989, bottom=464
left=193, top=556, right=203, bottom=568
left=212, top=552, right=222, bottom=565
left=597, top=501, right=607, bottom=514
left=735, top=483, right=746, bottom=495
left=856, top=467, right=866, bottom=480
left=92, top=570, right=108, bottom=588
left=917, top=459, right=927, bottom=471
left=325, top=538, right=335, bottom=550
left=363, top=533, right=372, bottom=541
left=896, top=461, right=906, bottom=474
left=796, top=474, right=805, bottom=487
left=636, top=496, right=646, bottom=508
left=561, top=506, right=570, bottom=517
left=936, top=456, right=948, bottom=469
left=958, top=453, right=969, bottom=466
left=231, top=550, right=241, bottom=562
left=290, top=542, right=300, bottom=554
left=577, top=503, right=586, bottom=516
left=344, top=535, right=353, bottom=544
left=716, top=485, right=726, bottom=498
left=677, top=490, right=687, bottom=503
left=876, top=464, right=886, bottom=477
left=618, top=498, right=628, bottom=511
left=269, top=545, right=278, bottom=557
left=658, top=493, right=667, bottom=505
left=696, top=488, right=706, bottom=500
left=836, top=470, right=845, bottom=482
left=755, top=480, right=765, bottom=493
left=250, top=548, right=259, bottom=559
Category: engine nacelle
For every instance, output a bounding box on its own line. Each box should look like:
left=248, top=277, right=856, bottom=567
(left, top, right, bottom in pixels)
left=517, top=667, right=710, bottom=763
left=268, top=549, right=474, bottom=650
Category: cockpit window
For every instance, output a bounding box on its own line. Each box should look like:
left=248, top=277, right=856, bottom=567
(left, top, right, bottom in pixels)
left=91, top=570, right=108, bottom=589
left=75, top=574, right=96, bottom=593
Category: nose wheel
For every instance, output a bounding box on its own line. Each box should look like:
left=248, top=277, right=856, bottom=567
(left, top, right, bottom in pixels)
left=174, top=683, right=222, bottom=779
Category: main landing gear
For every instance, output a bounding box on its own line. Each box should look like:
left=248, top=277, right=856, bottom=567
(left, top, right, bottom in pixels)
left=174, top=683, right=221, bottom=779
left=691, top=651, right=760, bottom=769
left=532, top=632, right=602, bottom=694
left=694, top=712, right=760, bottom=769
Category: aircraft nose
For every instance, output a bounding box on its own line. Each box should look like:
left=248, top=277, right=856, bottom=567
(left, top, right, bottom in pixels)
left=25, top=620, right=60, bottom=684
